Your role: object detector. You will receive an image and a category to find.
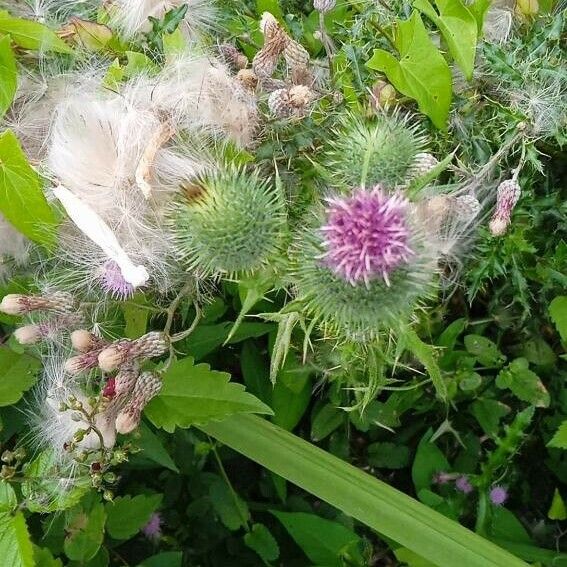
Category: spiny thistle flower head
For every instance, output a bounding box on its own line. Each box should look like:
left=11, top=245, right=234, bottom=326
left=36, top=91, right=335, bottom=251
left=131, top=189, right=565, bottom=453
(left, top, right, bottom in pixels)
left=325, top=113, right=427, bottom=190
left=321, top=187, right=412, bottom=287
left=142, top=512, right=162, bottom=541
left=171, top=165, right=286, bottom=277
left=293, top=188, right=438, bottom=341
left=489, top=485, right=508, bottom=505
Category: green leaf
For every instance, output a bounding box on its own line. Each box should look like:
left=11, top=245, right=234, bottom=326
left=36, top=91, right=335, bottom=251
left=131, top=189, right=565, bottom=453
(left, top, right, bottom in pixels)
left=368, top=442, right=410, bottom=469
left=124, top=51, right=159, bottom=77
left=395, top=547, right=438, bottom=567
left=64, top=498, right=106, bottom=562
left=311, top=404, right=344, bottom=442
left=464, top=335, right=506, bottom=367
left=106, top=494, right=162, bottom=540
left=470, top=399, right=510, bottom=438
left=33, top=546, right=63, bottom=567
left=201, top=415, right=528, bottom=567
left=495, top=358, right=550, bottom=408
left=468, top=0, right=491, bottom=32
left=412, top=430, right=450, bottom=495
left=550, top=296, right=567, bottom=343
left=129, top=422, right=179, bottom=472
left=208, top=478, right=250, bottom=531
left=256, top=0, right=284, bottom=20
left=366, top=12, right=452, bottom=129
left=122, top=295, right=149, bottom=338
left=64, top=18, right=112, bottom=51
left=144, top=357, right=273, bottom=433
left=0, top=130, right=57, bottom=246
left=0, top=347, right=40, bottom=407
left=413, top=0, right=478, bottom=80
left=0, top=35, right=16, bottom=118
left=0, top=481, right=17, bottom=511
left=0, top=511, right=34, bottom=567
left=548, top=488, right=567, bottom=520
left=272, top=511, right=361, bottom=567
left=548, top=421, right=567, bottom=449
left=0, top=11, right=73, bottom=53
left=138, top=552, right=183, bottom=567
left=244, top=523, right=280, bottom=563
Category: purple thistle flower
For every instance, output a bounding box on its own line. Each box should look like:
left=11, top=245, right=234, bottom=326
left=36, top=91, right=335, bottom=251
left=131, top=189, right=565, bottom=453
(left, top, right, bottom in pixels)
left=99, top=260, right=135, bottom=300
left=455, top=475, right=474, bottom=494
left=141, top=512, right=162, bottom=542
left=489, top=486, right=508, bottom=506
left=321, top=186, right=412, bottom=287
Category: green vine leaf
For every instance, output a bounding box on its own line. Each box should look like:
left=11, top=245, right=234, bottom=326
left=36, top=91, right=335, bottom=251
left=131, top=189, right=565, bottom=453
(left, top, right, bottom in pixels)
left=144, top=357, right=273, bottom=433
left=0, top=130, right=57, bottom=246
left=0, top=35, right=16, bottom=118
left=366, top=12, right=452, bottom=129
left=413, top=0, right=478, bottom=80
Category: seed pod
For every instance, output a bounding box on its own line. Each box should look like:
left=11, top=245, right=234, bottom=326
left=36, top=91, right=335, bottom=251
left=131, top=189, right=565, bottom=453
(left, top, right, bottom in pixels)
left=314, top=0, right=336, bottom=12
left=371, top=80, right=397, bottom=110
left=411, top=152, right=439, bottom=178
left=236, top=69, right=258, bottom=91
left=115, top=372, right=162, bottom=434
left=259, top=76, right=287, bottom=93
left=14, top=325, right=43, bottom=345
left=71, top=329, right=107, bottom=353
left=219, top=43, right=249, bottom=70
left=0, top=292, right=74, bottom=316
left=65, top=349, right=103, bottom=375
left=489, top=179, right=521, bottom=237
left=284, top=40, right=310, bottom=72
left=253, top=12, right=289, bottom=78
left=98, top=332, right=169, bottom=372
left=453, top=194, right=482, bottom=223
left=268, top=86, right=314, bottom=118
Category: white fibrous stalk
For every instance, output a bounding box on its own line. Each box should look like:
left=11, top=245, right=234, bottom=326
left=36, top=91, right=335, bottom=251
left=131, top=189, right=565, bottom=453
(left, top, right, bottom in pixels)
left=109, top=0, right=216, bottom=41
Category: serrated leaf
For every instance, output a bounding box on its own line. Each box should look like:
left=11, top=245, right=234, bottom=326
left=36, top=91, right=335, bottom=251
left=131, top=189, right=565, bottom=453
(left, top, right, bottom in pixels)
left=0, top=346, right=40, bottom=407
left=0, top=130, right=57, bottom=246
left=495, top=358, right=550, bottom=408
left=209, top=478, right=250, bottom=531
left=33, top=546, right=63, bottom=567
left=366, top=12, right=452, bottom=129
left=0, top=11, right=73, bottom=53
left=550, top=296, right=567, bottom=343
left=548, top=421, right=567, bottom=449
left=105, top=494, right=162, bottom=540
left=244, top=523, right=280, bottom=562
left=414, top=0, right=478, bottom=80
left=64, top=498, right=106, bottom=562
left=0, top=35, right=16, bottom=119
left=464, top=334, right=506, bottom=367
left=0, top=481, right=17, bottom=511
left=368, top=442, right=410, bottom=469
left=0, top=511, right=34, bottom=567
left=144, top=357, right=273, bottom=433
left=470, top=399, right=510, bottom=438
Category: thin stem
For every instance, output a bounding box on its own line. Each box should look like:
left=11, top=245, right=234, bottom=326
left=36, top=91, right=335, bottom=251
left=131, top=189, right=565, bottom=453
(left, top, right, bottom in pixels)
left=208, top=437, right=251, bottom=533
left=163, top=281, right=193, bottom=337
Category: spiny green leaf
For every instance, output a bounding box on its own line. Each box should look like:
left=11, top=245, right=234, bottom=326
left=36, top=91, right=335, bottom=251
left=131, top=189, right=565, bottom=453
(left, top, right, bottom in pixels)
left=0, top=35, right=16, bottom=118
left=0, top=130, right=57, bottom=246
left=144, top=357, right=273, bottom=433
left=366, top=12, right=452, bottom=129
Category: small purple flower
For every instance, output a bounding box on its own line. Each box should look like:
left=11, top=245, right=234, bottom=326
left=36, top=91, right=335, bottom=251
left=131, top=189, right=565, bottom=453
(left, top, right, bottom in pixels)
left=455, top=475, right=474, bottom=494
left=489, top=486, right=508, bottom=506
left=321, top=186, right=412, bottom=287
left=99, top=260, right=135, bottom=300
left=141, top=512, right=162, bottom=542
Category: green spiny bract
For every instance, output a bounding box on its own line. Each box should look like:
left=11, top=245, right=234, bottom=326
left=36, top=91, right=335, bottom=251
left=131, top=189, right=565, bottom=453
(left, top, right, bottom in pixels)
left=171, top=165, right=287, bottom=277
left=291, top=206, right=438, bottom=343
left=324, top=113, right=427, bottom=190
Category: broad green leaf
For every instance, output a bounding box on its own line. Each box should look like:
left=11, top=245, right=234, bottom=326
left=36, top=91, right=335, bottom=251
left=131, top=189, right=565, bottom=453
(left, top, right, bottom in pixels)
left=244, top=523, right=280, bottom=563
left=366, top=13, right=452, bottom=129
left=0, top=130, right=57, bottom=246
left=34, top=546, right=63, bottom=567
left=548, top=488, right=567, bottom=520
left=272, top=511, right=362, bottom=567
left=240, top=341, right=272, bottom=406
left=0, top=11, right=72, bottom=53
left=64, top=498, right=106, bottom=562
left=102, top=58, right=124, bottom=92
left=138, top=552, right=183, bottom=567
left=470, top=399, right=510, bottom=438
left=144, top=357, right=273, bottom=433
left=0, top=511, right=34, bottom=567
left=0, top=35, right=16, bottom=118
left=256, top=0, right=284, bottom=20
left=368, top=442, right=410, bottom=469
left=0, top=481, right=17, bottom=511
left=412, top=430, right=450, bottom=495
left=464, top=334, right=506, bottom=367
left=105, top=494, right=162, bottom=540
left=495, top=358, right=550, bottom=408
left=200, top=415, right=528, bottom=567
left=470, top=0, right=492, bottom=32
left=129, top=422, right=179, bottom=472
left=437, top=317, right=466, bottom=349
left=208, top=478, right=250, bottom=531
left=550, top=296, right=567, bottom=343
left=413, top=0, right=478, bottom=80
left=124, top=51, right=159, bottom=77
left=395, top=547, right=437, bottom=567
left=62, top=18, right=112, bottom=51
left=548, top=421, right=567, bottom=449
left=311, top=404, right=344, bottom=442
left=0, top=347, right=40, bottom=407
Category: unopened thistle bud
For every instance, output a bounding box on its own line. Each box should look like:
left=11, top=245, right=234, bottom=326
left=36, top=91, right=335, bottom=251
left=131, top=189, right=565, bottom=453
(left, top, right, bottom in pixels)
left=71, top=330, right=107, bottom=353
left=14, top=325, right=43, bottom=345
left=98, top=332, right=168, bottom=372
left=65, top=349, right=104, bottom=375
left=0, top=292, right=74, bottom=316
left=115, top=372, right=162, bottom=434
left=489, top=179, right=521, bottom=237
left=268, top=86, right=315, bottom=118
left=410, top=153, right=439, bottom=178
left=314, top=0, right=336, bottom=12
left=172, top=166, right=286, bottom=276
left=371, top=80, right=397, bottom=110
left=293, top=186, right=437, bottom=340
left=14, top=313, right=83, bottom=345
left=219, top=43, right=249, bottom=70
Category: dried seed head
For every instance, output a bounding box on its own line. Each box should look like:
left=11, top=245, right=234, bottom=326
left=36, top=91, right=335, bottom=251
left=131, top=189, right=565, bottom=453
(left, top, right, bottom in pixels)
left=98, top=332, right=168, bottom=372
left=114, top=364, right=139, bottom=396
left=14, top=325, right=43, bottom=345
left=219, top=43, right=249, bottom=70
left=314, top=0, right=336, bottom=12
left=453, top=194, right=482, bottom=223
left=253, top=12, right=289, bottom=78
left=236, top=69, right=258, bottom=91
left=268, top=86, right=314, bottom=118
left=65, top=350, right=101, bottom=375
left=284, top=40, right=310, bottom=71
left=411, top=153, right=439, bottom=178
left=71, top=329, right=107, bottom=353
left=489, top=179, right=521, bottom=237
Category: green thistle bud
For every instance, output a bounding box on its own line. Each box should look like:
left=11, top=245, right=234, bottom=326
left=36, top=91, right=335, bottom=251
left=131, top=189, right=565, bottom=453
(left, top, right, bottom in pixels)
left=325, top=113, right=427, bottom=189
left=172, top=166, right=286, bottom=277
